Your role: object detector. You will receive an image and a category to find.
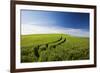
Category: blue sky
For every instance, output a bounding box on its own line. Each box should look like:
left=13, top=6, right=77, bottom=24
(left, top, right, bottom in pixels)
left=21, top=10, right=89, bottom=37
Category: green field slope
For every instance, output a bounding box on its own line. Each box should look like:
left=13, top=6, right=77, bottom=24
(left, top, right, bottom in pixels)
left=21, top=34, right=89, bottom=62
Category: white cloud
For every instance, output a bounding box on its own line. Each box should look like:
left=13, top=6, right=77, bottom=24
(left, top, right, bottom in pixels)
left=21, top=24, right=89, bottom=37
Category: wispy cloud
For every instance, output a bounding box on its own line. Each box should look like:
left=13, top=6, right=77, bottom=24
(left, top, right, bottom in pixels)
left=21, top=24, right=89, bottom=37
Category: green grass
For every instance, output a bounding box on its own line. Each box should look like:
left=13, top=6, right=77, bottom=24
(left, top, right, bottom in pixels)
left=21, top=34, right=89, bottom=62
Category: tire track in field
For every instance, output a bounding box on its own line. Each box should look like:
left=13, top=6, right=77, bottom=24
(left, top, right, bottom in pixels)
left=33, top=37, right=62, bottom=58
left=33, top=36, right=66, bottom=58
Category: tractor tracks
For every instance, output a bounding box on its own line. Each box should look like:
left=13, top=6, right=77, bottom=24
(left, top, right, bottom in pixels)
left=33, top=36, right=66, bottom=58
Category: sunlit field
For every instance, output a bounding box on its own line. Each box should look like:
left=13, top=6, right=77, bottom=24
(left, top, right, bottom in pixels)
left=21, top=34, right=89, bottom=62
